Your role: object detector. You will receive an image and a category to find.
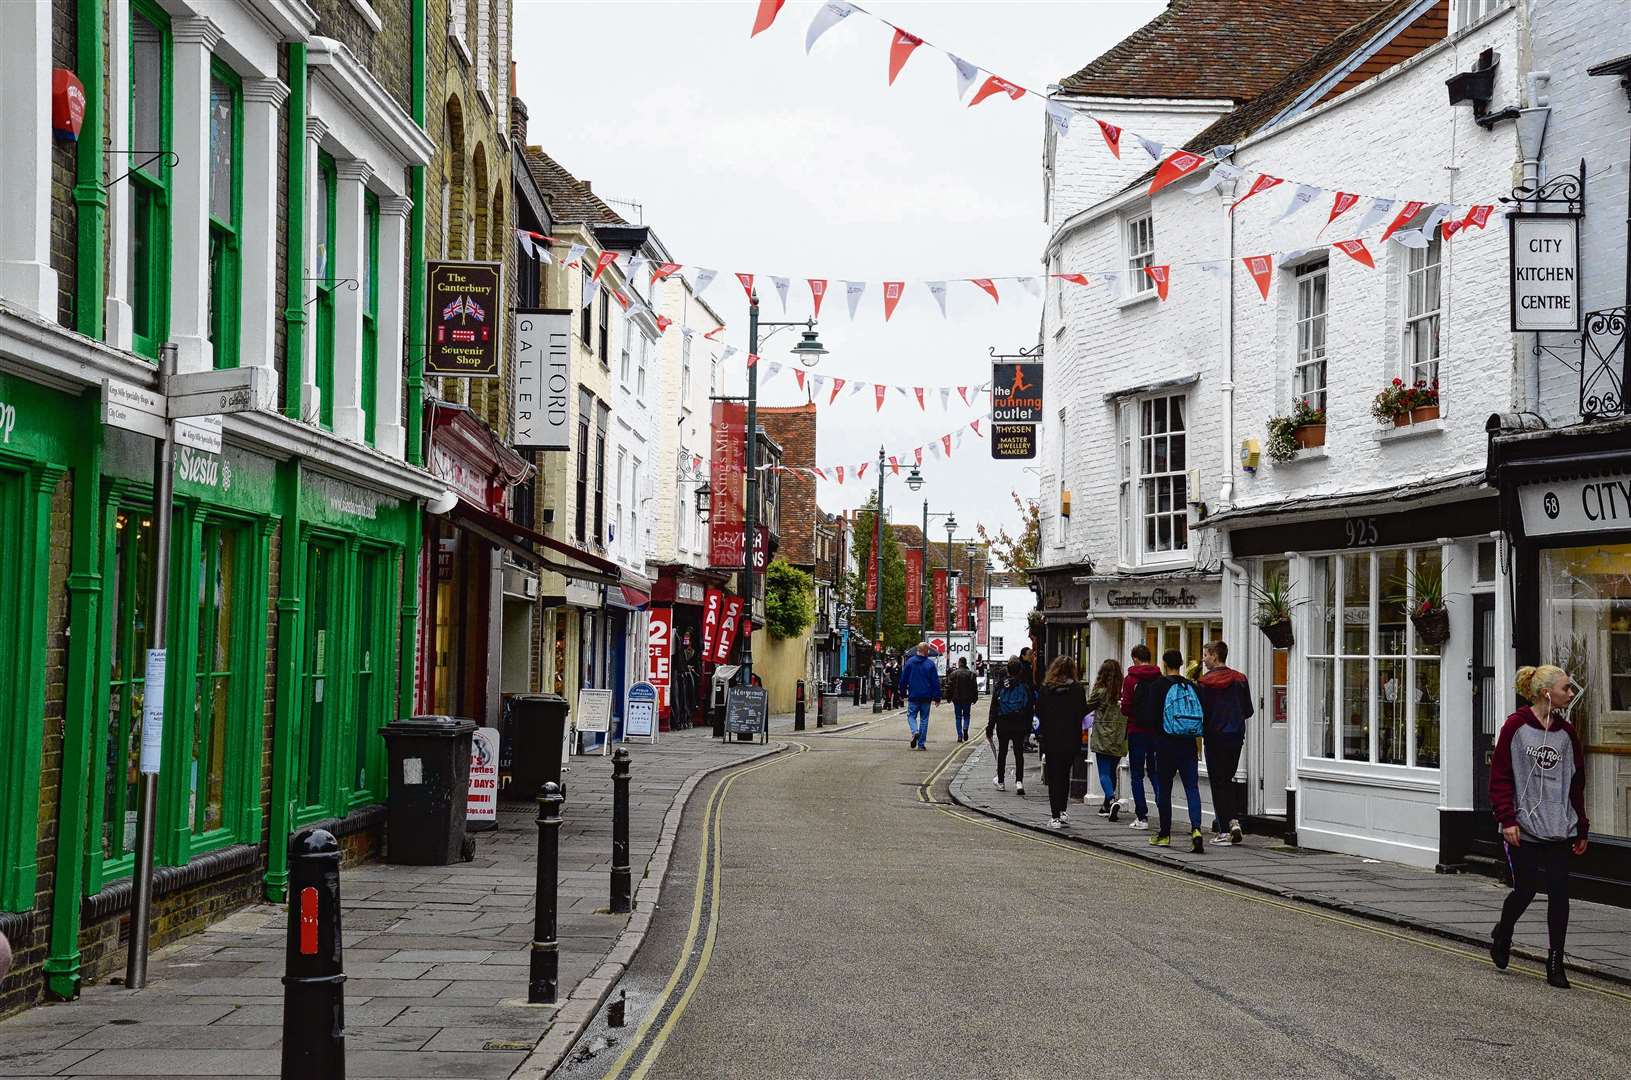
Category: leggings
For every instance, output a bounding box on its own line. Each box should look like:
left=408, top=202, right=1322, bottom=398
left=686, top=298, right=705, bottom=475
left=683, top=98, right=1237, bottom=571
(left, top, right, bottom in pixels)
left=994, top=729, right=1026, bottom=784
left=1498, top=839, right=1572, bottom=950
left=1045, top=753, right=1075, bottom=817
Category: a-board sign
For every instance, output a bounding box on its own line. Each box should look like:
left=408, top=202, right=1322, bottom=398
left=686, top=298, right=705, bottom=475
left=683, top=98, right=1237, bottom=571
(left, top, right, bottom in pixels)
left=467, top=726, right=500, bottom=823
left=574, top=687, right=613, bottom=756
left=991, top=422, right=1037, bottom=460
left=725, top=686, right=768, bottom=737
left=625, top=682, right=658, bottom=742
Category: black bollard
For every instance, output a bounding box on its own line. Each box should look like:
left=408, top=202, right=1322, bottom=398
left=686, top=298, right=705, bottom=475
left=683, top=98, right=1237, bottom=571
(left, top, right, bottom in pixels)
left=794, top=679, right=806, bottom=731
left=530, top=783, right=563, bottom=1004
left=611, top=749, right=631, bottom=914
left=282, top=828, right=345, bottom=1080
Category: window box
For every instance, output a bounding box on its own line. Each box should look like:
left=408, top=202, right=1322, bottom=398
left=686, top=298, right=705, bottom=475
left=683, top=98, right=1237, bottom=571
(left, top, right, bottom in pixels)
left=1294, top=424, right=1326, bottom=450
left=1410, top=404, right=1441, bottom=424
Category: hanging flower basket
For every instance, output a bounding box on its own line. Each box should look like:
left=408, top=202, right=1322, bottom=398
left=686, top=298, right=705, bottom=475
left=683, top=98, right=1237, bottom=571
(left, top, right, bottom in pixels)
left=1293, top=424, right=1326, bottom=450
left=1411, top=606, right=1451, bottom=647
left=1259, top=618, right=1295, bottom=649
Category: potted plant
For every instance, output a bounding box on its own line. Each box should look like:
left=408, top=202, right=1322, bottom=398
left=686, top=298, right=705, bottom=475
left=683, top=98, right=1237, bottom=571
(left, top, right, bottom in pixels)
left=1371, top=378, right=1440, bottom=426
left=1396, top=561, right=1450, bottom=647
left=1248, top=573, right=1302, bottom=649
left=1265, top=399, right=1327, bottom=462
left=1409, top=380, right=1441, bottom=424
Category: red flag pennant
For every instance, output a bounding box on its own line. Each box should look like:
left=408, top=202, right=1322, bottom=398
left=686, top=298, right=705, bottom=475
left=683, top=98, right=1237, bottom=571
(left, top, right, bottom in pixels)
left=1380, top=200, right=1426, bottom=244
left=1149, top=150, right=1207, bottom=195
left=857, top=462, right=869, bottom=479
left=829, top=377, right=845, bottom=405
left=957, top=386, right=972, bottom=405
left=1322, top=192, right=1359, bottom=235
left=968, top=74, right=1026, bottom=107
left=1144, top=265, right=1170, bottom=301
left=887, top=29, right=923, bottom=86
left=1053, top=273, right=1091, bottom=286
left=592, top=250, right=619, bottom=280
left=969, top=419, right=983, bottom=436
left=914, top=387, right=926, bottom=410
left=735, top=272, right=754, bottom=299
left=612, top=289, right=631, bottom=310
left=882, top=280, right=904, bottom=321
left=704, top=325, right=725, bottom=341
left=874, top=385, right=887, bottom=412
left=651, top=262, right=681, bottom=282
left=969, top=278, right=1000, bottom=304
left=1096, top=118, right=1121, bottom=159
left=835, top=466, right=844, bottom=485
left=1462, top=204, right=1494, bottom=230
left=746, top=353, right=759, bottom=367
left=1441, top=218, right=1464, bottom=240
left=914, top=447, right=924, bottom=466
left=808, top=278, right=828, bottom=318
left=812, top=466, right=827, bottom=481
left=794, top=370, right=807, bottom=391
left=655, top=315, right=672, bottom=333
left=1242, top=255, right=1274, bottom=300
left=889, top=455, right=900, bottom=474
left=941, top=434, right=953, bottom=457
left=1229, top=174, right=1283, bottom=215
left=1331, top=239, right=1375, bottom=269
left=750, top=0, right=785, bottom=37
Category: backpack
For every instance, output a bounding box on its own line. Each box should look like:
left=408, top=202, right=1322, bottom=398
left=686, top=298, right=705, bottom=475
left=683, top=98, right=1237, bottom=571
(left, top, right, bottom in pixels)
left=1162, top=680, right=1204, bottom=737
left=997, top=680, right=1031, bottom=720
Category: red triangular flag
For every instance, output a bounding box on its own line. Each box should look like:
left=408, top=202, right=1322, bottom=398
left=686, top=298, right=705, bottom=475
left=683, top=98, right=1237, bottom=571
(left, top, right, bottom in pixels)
left=651, top=262, right=681, bottom=282
left=887, top=29, right=923, bottom=86
left=794, top=370, right=807, bottom=391
left=612, top=289, right=631, bottom=310
left=1242, top=255, right=1274, bottom=300
left=745, top=353, right=759, bottom=367
left=1332, top=239, right=1375, bottom=269
left=1380, top=200, right=1426, bottom=244
left=829, top=377, right=845, bottom=405
left=835, top=466, right=844, bottom=485
left=1149, top=150, right=1207, bottom=195
left=914, top=447, right=923, bottom=466
left=703, top=325, right=725, bottom=341
left=735, top=272, right=754, bottom=299
left=1229, top=174, right=1283, bottom=215
left=1095, top=118, right=1121, bottom=159
left=874, top=385, right=887, bottom=412
left=941, top=434, right=953, bottom=457
left=914, top=387, right=926, bottom=410
left=970, top=278, right=1000, bottom=304
left=969, top=419, right=982, bottom=436
left=1441, top=218, right=1464, bottom=240
left=655, top=315, right=672, bottom=333
left=1144, top=265, right=1170, bottom=301
left=1053, top=273, right=1090, bottom=286
left=1322, top=192, right=1359, bottom=235
left=889, top=455, right=900, bottom=474
left=750, top=0, right=785, bottom=37
left=882, top=281, right=904, bottom=321
left=968, top=74, right=1026, bottom=107
left=1462, top=204, right=1493, bottom=230
left=957, top=386, right=972, bottom=405
left=808, top=278, right=828, bottom=318
left=592, top=250, right=619, bottom=280
left=857, top=462, right=869, bottom=479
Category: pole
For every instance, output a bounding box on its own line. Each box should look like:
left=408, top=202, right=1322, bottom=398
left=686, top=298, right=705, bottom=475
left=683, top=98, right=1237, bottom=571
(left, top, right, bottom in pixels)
left=740, top=295, right=760, bottom=741
left=921, top=500, right=929, bottom=639
left=529, top=782, right=563, bottom=1004
left=281, top=828, right=346, bottom=1080
left=126, top=343, right=176, bottom=990
left=610, top=750, right=631, bottom=914
left=873, top=446, right=884, bottom=714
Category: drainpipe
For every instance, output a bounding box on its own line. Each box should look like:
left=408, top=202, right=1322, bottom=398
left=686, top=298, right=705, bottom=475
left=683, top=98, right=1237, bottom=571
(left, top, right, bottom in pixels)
left=400, top=0, right=427, bottom=720
left=1516, top=73, right=1551, bottom=411
left=72, top=0, right=105, bottom=339
left=1218, top=177, right=1239, bottom=510
left=283, top=43, right=307, bottom=421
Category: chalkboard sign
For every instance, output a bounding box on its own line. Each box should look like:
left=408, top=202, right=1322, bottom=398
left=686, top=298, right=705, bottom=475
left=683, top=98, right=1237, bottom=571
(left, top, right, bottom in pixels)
left=625, top=682, right=658, bottom=743
left=725, top=686, right=768, bottom=739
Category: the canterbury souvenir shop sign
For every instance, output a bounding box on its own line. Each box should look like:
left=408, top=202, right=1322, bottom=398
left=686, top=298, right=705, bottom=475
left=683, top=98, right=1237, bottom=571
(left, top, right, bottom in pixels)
left=427, top=261, right=502, bottom=377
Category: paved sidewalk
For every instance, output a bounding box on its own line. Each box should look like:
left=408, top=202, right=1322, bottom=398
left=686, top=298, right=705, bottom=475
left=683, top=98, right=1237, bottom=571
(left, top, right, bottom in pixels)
left=0, top=705, right=878, bottom=1079
left=949, top=742, right=1631, bottom=987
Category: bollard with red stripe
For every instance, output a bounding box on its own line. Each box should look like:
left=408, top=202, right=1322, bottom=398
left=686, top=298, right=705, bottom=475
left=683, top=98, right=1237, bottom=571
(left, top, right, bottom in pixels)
left=282, top=828, right=345, bottom=1080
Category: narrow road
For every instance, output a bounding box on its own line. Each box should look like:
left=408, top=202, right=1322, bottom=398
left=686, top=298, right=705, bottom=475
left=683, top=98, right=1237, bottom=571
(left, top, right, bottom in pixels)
left=555, top=718, right=1631, bottom=1080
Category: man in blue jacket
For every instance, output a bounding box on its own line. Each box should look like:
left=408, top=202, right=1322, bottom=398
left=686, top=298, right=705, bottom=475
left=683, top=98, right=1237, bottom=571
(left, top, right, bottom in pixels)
left=898, top=643, right=942, bottom=750
left=1197, top=640, right=1254, bottom=845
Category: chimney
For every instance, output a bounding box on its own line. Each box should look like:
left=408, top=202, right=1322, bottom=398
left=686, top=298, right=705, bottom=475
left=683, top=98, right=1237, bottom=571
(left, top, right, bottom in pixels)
left=510, top=94, right=528, bottom=146
left=582, top=181, right=592, bottom=193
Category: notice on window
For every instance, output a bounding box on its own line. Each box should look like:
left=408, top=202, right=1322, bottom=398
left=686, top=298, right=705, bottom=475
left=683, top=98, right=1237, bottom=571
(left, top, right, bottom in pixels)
left=1510, top=215, right=1580, bottom=333
left=140, top=648, right=166, bottom=774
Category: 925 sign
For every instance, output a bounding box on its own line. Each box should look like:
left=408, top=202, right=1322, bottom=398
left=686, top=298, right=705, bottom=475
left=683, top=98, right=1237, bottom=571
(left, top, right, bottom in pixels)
left=1343, top=517, right=1380, bottom=547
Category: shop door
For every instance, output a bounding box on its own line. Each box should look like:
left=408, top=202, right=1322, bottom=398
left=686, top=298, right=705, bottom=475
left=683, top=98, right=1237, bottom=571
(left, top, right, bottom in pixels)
left=1253, top=636, right=1290, bottom=817
left=1472, top=592, right=1498, bottom=813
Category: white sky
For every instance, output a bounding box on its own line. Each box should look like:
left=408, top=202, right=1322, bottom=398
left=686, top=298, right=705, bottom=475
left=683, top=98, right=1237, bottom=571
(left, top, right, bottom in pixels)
left=514, top=0, right=1164, bottom=551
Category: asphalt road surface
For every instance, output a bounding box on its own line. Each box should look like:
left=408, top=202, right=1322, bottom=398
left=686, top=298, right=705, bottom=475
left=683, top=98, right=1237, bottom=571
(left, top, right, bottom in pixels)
left=554, top=719, right=1631, bottom=1080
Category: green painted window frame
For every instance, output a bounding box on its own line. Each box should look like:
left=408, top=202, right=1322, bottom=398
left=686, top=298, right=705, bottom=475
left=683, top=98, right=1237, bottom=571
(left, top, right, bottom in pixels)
left=207, top=61, right=243, bottom=369
left=361, top=192, right=380, bottom=446
left=129, top=0, right=173, bottom=360
left=314, top=153, right=338, bottom=431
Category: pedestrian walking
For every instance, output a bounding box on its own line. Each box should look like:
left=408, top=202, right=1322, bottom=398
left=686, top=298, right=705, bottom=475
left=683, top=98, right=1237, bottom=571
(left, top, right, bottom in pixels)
left=1087, top=659, right=1128, bottom=820
left=946, top=657, right=978, bottom=742
left=898, top=643, right=942, bottom=750
left=1133, top=649, right=1206, bottom=853
left=1119, top=643, right=1161, bottom=831
left=1489, top=664, right=1589, bottom=990
left=1197, top=640, right=1253, bottom=846
left=1019, top=647, right=1039, bottom=753
left=986, top=656, right=1034, bottom=794
left=1037, top=657, right=1088, bottom=829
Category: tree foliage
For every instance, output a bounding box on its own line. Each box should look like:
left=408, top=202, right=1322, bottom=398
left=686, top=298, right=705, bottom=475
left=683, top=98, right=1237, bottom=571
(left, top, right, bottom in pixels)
left=848, top=495, right=917, bottom=654
left=765, top=558, right=814, bottom=640
left=977, top=491, right=1041, bottom=571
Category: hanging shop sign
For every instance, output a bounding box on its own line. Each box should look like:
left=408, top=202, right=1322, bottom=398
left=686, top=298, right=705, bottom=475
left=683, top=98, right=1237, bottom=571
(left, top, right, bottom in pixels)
left=905, top=547, right=923, bottom=624
left=708, top=401, right=747, bottom=567
left=991, top=362, right=1043, bottom=423
left=512, top=309, right=573, bottom=450
left=702, top=588, right=724, bottom=658
left=1519, top=473, right=1631, bottom=537
left=426, top=260, right=502, bottom=377
left=712, top=594, right=745, bottom=664
left=865, top=542, right=879, bottom=612
left=991, top=422, right=1037, bottom=460
left=1509, top=215, right=1580, bottom=332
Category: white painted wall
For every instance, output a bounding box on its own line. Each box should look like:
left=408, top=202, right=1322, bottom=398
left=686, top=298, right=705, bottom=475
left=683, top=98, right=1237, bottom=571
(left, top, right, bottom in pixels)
left=987, top=585, right=1034, bottom=660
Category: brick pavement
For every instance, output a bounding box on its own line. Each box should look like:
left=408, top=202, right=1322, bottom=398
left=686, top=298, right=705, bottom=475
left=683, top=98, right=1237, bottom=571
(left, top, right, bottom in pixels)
left=948, top=742, right=1631, bottom=987
left=0, top=705, right=878, bottom=1078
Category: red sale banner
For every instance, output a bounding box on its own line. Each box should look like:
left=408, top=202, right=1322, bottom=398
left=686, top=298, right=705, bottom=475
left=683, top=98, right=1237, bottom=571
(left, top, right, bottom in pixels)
left=702, top=588, right=724, bottom=660
left=709, top=402, right=747, bottom=567
left=932, top=569, right=948, bottom=633
left=714, top=595, right=745, bottom=664
left=647, top=607, right=672, bottom=712
left=904, top=547, right=923, bottom=624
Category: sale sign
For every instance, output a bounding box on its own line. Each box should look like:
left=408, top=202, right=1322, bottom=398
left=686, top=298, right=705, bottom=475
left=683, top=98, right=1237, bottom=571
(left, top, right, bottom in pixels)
left=714, top=595, right=745, bottom=664
left=709, top=402, right=747, bottom=567
left=932, top=569, right=948, bottom=633
left=702, top=588, right=724, bottom=660
left=904, top=547, right=923, bottom=624
left=647, top=607, right=673, bottom=711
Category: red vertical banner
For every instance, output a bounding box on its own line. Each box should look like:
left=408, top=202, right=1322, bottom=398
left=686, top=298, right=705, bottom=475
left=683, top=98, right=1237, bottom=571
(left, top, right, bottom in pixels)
left=932, top=569, right=948, bottom=633
left=647, top=607, right=673, bottom=713
left=976, top=598, right=989, bottom=646
left=904, top=548, right=923, bottom=624
left=709, top=402, right=747, bottom=567
left=702, top=588, right=724, bottom=660
left=714, top=595, right=745, bottom=664
left=865, top=545, right=879, bottom=611
left=957, top=584, right=970, bottom=631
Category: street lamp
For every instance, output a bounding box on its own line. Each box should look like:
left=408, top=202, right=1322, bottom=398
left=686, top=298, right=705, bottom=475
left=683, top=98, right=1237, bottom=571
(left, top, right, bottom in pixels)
left=906, top=465, right=923, bottom=492
left=791, top=327, right=828, bottom=367
left=944, top=514, right=957, bottom=633
left=871, top=444, right=887, bottom=713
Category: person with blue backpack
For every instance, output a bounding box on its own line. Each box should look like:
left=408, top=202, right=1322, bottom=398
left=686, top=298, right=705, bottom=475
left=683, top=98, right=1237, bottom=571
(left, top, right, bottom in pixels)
left=1133, top=649, right=1206, bottom=853
left=986, top=656, right=1035, bottom=794
left=898, top=642, right=942, bottom=750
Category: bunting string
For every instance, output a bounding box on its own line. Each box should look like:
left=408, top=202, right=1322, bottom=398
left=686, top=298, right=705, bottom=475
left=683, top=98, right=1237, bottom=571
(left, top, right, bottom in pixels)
left=755, top=418, right=988, bottom=482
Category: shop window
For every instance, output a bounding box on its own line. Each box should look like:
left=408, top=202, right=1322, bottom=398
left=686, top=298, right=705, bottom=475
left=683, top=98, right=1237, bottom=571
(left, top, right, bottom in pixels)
left=597, top=287, right=610, bottom=365
left=207, top=64, right=242, bottom=368
left=1294, top=262, right=1328, bottom=412
left=361, top=192, right=380, bottom=445
left=1404, top=237, right=1442, bottom=387
left=129, top=1, right=172, bottom=359
left=314, top=153, right=338, bottom=430
left=1142, top=620, right=1222, bottom=673
left=637, top=332, right=649, bottom=401
left=1306, top=547, right=1442, bottom=768
left=189, top=521, right=242, bottom=840
left=1540, top=544, right=1631, bottom=841
left=579, top=263, right=593, bottom=347
left=1138, top=395, right=1188, bottom=559
left=1453, top=0, right=1509, bottom=32
left=101, top=507, right=156, bottom=869
left=615, top=447, right=627, bottom=546
left=619, top=330, right=631, bottom=386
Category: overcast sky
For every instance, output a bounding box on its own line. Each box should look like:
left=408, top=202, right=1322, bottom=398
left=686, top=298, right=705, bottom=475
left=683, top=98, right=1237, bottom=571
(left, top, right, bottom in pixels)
left=514, top=0, right=1164, bottom=556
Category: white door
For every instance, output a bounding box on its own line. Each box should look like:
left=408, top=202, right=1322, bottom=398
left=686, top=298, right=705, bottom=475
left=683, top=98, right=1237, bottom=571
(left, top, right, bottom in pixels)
left=1252, top=560, right=1290, bottom=817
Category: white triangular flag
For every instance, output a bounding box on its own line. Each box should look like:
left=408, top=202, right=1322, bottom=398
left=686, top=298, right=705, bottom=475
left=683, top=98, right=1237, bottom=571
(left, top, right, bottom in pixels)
left=689, top=267, right=717, bottom=296
left=1421, top=202, right=1453, bottom=236
left=1393, top=229, right=1431, bottom=249
left=764, top=361, right=782, bottom=383
left=927, top=440, right=941, bottom=460
left=805, top=1, right=858, bottom=53
left=1208, top=144, right=1236, bottom=161
left=895, top=385, right=910, bottom=398
left=845, top=280, right=865, bottom=320
left=565, top=242, right=588, bottom=266
left=537, top=246, right=552, bottom=266
left=1097, top=271, right=1123, bottom=299
left=955, top=429, right=967, bottom=447
left=1197, top=261, right=1227, bottom=278
left=1271, top=184, right=1321, bottom=225
left=1186, top=162, right=1240, bottom=194
left=625, top=256, right=649, bottom=282
left=849, top=381, right=866, bottom=397
left=581, top=278, right=599, bottom=310
left=1017, top=276, right=1041, bottom=298
left=949, top=53, right=979, bottom=99
left=771, top=275, right=791, bottom=313
left=1276, top=249, right=1311, bottom=269
left=939, top=388, right=952, bottom=410
left=1138, top=135, right=1165, bottom=162
left=720, top=345, right=739, bottom=364
left=518, top=233, right=536, bottom=261
left=1045, top=101, right=1072, bottom=139
left=1353, top=197, right=1395, bottom=237
left=810, top=374, right=826, bottom=397
left=926, top=280, right=948, bottom=316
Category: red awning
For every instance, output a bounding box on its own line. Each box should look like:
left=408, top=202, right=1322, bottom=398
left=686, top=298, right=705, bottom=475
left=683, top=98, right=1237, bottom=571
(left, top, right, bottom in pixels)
left=620, top=584, right=651, bottom=609
left=448, top=498, right=620, bottom=581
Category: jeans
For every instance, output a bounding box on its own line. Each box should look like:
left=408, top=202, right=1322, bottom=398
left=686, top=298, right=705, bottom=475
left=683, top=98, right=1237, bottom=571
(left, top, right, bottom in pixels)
left=1096, top=754, right=1121, bottom=803
left=1126, top=731, right=1158, bottom=820
left=954, top=702, right=972, bottom=739
left=1204, top=733, right=1245, bottom=833
left=907, top=698, right=931, bottom=743
left=1498, top=839, right=1572, bottom=950
left=1153, top=736, right=1202, bottom=837
left=994, top=728, right=1025, bottom=784
left=1046, top=753, right=1075, bottom=817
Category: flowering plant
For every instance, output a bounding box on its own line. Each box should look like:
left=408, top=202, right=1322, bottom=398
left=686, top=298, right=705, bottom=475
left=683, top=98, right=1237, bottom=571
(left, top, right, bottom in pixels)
left=1264, top=398, right=1327, bottom=462
left=1371, top=378, right=1440, bottom=422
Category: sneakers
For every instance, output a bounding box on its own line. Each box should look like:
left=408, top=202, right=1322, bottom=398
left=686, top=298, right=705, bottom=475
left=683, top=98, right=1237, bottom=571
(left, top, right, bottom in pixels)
left=1211, top=832, right=1230, bottom=846
left=1015, top=781, right=1025, bottom=795
left=993, top=776, right=1005, bottom=791
left=1191, top=829, right=1205, bottom=854
left=1149, top=833, right=1171, bottom=847
left=1046, top=817, right=1065, bottom=830
left=1131, top=817, right=1149, bottom=831
left=1230, top=821, right=1244, bottom=845
left=908, top=736, right=918, bottom=748
left=1058, top=811, right=1070, bottom=825
left=1109, top=800, right=1122, bottom=823
left=1096, top=801, right=1111, bottom=817
left=1490, top=927, right=1512, bottom=971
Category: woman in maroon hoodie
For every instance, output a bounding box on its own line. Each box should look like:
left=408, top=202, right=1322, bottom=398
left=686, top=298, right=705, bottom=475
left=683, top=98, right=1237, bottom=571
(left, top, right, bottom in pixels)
left=1119, top=644, right=1161, bottom=830
left=1488, top=664, right=1588, bottom=989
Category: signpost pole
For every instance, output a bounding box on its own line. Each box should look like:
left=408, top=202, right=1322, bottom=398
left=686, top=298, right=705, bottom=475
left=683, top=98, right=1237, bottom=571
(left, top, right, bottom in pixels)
left=126, top=343, right=177, bottom=990
left=873, top=445, right=884, bottom=714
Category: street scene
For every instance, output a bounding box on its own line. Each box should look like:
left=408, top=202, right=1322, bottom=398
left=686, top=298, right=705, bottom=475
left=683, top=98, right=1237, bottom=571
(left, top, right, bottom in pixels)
left=3, top=0, right=1631, bottom=1077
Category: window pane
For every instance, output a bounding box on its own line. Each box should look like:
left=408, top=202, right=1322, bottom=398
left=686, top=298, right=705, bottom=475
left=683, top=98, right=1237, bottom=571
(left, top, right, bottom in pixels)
left=1308, top=657, right=1334, bottom=758
left=1415, top=659, right=1441, bottom=768
left=208, top=76, right=234, bottom=222
left=1342, top=553, right=1371, bottom=654
left=1169, top=397, right=1184, bottom=432
left=303, top=546, right=333, bottom=808
left=1308, top=556, right=1334, bottom=655
left=1170, top=433, right=1185, bottom=470
left=132, top=15, right=163, bottom=159
left=1378, top=656, right=1407, bottom=765
left=192, top=527, right=236, bottom=834
left=132, top=186, right=153, bottom=338
left=1341, top=657, right=1370, bottom=761
left=1378, top=548, right=1409, bottom=656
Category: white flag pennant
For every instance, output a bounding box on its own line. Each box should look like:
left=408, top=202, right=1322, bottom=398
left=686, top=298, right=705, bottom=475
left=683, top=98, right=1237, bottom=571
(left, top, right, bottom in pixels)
left=926, top=280, right=949, bottom=317
left=1276, top=249, right=1311, bottom=269
left=1421, top=202, right=1454, bottom=236
left=1393, top=229, right=1432, bottom=249
left=1353, top=197, right=1395, bottom=237
left=895, top=385, right=911, bottom=398
left=955, top=428, right=967, bottom=447
left=1017, top=275, right=1041, bottom=298
left=689, top=267, right=718, bottom=295
left=1272, top=183, right=1321, bottom=225
left=805, top=1, right=859, bottom=53
left=770, top=275, right=791, bottom=313
left=581, top=278, right=600, bottom=310
left=720, top=345, right=739, bottom=365
left=939, top=387, right=952, bottom=411
left=927, top=440, right=942, bottom=460
left=764, top=360, right=783, bottom=383
left=565, top=242, right=588, bottom=266
left=948, top=53, right=979, bottom=99
left=810, top=374, right=827, bottom=397
left=1097, top=270, right=1123, bottom=299
left=1045, top=101, right=1073, bottom=139
left=518, top=233, right=536, bottom=261
left=1186, top=162, right=1240, bottom=194
left=625, top=256, right=649, bottom=282
left=1137, top=135, right=1165, bottom=162
left=844, top=280, right=866, bottom=320
left=1196, top=261, right=1228, bottom=278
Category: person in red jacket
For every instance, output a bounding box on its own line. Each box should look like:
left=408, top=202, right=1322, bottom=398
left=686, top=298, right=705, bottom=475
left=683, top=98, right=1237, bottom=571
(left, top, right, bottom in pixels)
left=1119, top=643, right=1161, bottom=830
left=1488, top=664, right=1588, bottom=990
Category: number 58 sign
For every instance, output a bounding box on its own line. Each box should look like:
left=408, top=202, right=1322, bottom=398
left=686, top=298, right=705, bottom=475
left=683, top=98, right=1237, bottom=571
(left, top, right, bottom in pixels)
left=647, top=608, right=672, bottom=709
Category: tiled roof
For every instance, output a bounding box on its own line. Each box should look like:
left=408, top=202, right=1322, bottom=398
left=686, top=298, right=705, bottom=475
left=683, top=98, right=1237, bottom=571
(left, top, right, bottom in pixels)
left=1057, top=0, right=1393, bottom=102
left=523, top=148, right=627, bottom=226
